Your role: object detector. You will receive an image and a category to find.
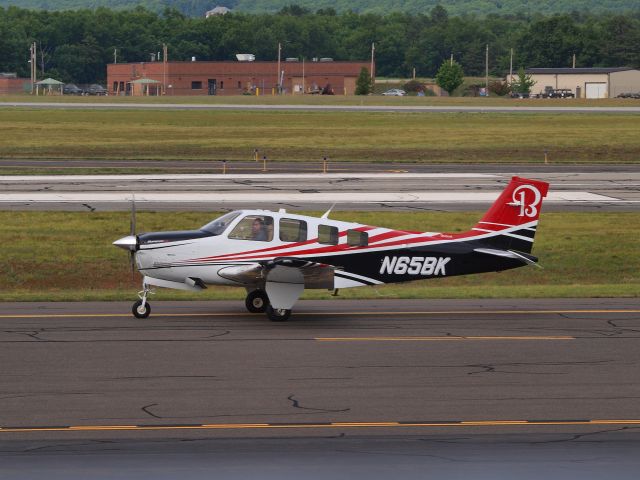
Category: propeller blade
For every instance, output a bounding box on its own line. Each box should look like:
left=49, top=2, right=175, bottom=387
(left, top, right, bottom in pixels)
left=130, top=193, right=136, bottom=236
left=130, top=250, right=136, bottom=280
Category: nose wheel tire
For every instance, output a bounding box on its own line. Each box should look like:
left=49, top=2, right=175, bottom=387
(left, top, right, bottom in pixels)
left=245, top=290, right=269, bottom=313
left=132, top=299, right=151, bottom=319
left=266, top=305, right=291, bottom=322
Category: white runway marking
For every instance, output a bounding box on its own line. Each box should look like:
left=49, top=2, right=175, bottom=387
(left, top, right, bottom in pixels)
left=0, top=173, right=496, bottom=182
left=0, top=191, right=620, bottom=203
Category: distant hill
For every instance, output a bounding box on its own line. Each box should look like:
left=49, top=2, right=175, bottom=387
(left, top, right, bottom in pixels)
left=1, top=0, right=639, bottom=16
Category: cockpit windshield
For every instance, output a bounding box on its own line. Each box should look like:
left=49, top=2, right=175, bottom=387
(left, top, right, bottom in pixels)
left=200, top=211, right=242, bottom=235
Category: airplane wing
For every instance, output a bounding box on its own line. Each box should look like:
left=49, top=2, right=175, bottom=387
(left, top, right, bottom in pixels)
left=218, top=257, right=335, bottom=310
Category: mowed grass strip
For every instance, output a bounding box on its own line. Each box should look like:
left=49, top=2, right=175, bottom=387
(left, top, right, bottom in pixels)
left=1, top=109, right=639, bottom=163
left=0, top=211, right=637, bottom=301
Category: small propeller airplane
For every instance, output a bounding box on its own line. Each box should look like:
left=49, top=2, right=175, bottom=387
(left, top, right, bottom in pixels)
left=114, top=176, right=549, bottom=321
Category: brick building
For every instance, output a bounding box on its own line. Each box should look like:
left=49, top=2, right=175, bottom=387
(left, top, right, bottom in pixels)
left=0, top=73, right=30, bottom=95
left=107, top=60, right=373, bottom=96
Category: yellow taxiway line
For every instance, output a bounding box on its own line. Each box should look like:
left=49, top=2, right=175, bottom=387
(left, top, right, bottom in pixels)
left=3, top=419, right=640, bottom=434
left=0, top=309, right=638, bottom=319
left=315, top=336, right=575, bottom=342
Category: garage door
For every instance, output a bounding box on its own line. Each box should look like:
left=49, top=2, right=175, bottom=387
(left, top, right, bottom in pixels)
left=585, top=82, right=607, bottom=99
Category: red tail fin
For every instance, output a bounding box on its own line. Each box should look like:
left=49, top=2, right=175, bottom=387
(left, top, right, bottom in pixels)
left=473, top=177, right=549, bottom=254
left=477, top=176, right=549, bottom=228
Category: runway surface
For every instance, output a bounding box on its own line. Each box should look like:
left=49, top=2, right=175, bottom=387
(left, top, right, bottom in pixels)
left=0, top=299, right=640, bottom=478
left=2, top=168, right=639, bottom=211
left=3, top=101, right=640, bottom=114
left=1, top=298, right=639, bottom=478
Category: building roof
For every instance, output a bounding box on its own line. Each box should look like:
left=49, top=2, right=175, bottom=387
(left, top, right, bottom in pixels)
left=205, top=6, right=230, bottom=17
left=36, top=77, right=64, bottom=85
left=525, top=67, right=635, bottom=75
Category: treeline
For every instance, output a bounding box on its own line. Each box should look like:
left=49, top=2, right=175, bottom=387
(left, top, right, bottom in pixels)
left=1, top=0, right=640, bottom=16
left=1, top=6, right=639, bottom=84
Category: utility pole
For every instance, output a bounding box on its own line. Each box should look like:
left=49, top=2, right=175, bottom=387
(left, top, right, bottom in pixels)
left=572, top=53, right=576, bottom=68
left=450, top=53, right=453, bottom=66
left=163, top=43, right=168, bottom=95
left=302, top=56, right=305, bottom=94
left=370, top=42, right=375, bottom=80
left=277, top=42, right=281, bottom=94
left=485, top=44, right=489, bottom=96
left=29, top=42, right=36, bottom=94
left=114, top=48, right=117, bottom=64
left=509, top=48, right=513, bottom=83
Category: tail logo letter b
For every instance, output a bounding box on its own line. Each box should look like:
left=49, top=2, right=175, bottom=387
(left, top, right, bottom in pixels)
left=512, top=185, right=542, bottom=217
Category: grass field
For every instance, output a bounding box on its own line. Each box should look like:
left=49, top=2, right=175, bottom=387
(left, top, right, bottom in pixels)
left=1, top=108, right=639, bottom=168
left=1, top=211, right=637, bottom=302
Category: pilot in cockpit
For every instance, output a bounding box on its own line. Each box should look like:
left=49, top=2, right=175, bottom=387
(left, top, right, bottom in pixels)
left=251, top=217, right=267, bottom=241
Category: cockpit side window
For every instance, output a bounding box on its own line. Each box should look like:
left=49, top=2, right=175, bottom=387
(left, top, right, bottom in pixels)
left=318, top=224, right=339, bottom=245
left=228, top=215, right=274, bottom=242
left=200, top=211, right=241, bottom=235
left=279, top=218, right=307, bottom=242
left=347, top=229, right=368, bottom=247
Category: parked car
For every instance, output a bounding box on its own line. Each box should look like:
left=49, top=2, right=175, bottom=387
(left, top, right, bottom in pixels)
left=510, top=91, right=530, bottom=99
left=87, top=84, right=108, bottom=96
left=548, top=88, right=575, bottom=98
left=381, top=88, right=406, bottom=96
left=63, top=84, right=84, bottom=95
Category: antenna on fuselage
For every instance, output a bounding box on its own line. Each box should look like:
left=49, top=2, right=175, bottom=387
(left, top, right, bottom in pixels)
left=321, top=202, right=337, bottom=219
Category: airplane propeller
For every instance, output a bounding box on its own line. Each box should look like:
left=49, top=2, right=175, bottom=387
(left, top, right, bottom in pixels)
left=112, top=194, right=139, bottom=280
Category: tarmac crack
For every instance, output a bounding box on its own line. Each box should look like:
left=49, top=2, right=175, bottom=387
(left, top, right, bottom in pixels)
left=141, top=403, right=163, bottom=419
left=287, top=394, right=350, bottom=413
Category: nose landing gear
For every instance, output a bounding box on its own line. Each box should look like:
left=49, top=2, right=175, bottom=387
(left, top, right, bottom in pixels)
left=132, top=283, right=154, bottom=319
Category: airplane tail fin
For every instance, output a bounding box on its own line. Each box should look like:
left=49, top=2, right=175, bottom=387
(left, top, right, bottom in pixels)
left=472, top=176, right=549, bottom=254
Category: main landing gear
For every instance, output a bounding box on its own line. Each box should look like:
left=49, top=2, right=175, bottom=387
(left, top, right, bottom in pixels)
left=132, top=283, right=153, bottom=319
left=245, top=289, right=269, bottom=313
left=245, top=289, right=291, bottom=321
left=266, top=305, right=291, bottom=322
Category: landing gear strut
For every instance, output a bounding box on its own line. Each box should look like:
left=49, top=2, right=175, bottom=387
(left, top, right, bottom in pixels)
left=245, top=289, right=269, bottom=313
left=132, top=283, right=153, bottom=319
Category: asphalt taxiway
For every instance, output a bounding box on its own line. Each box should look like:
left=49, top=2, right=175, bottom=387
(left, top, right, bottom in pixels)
left=1, top=298, right=639, bottom=478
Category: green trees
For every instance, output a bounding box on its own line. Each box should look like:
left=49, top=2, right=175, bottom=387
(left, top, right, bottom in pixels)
left=436, top=60, right=464, bottom=95
left=0, top=6, right=639, bottom=85
left=510, top=67, right=536, bottom=95
left=355, top=67, right=372, bottom=95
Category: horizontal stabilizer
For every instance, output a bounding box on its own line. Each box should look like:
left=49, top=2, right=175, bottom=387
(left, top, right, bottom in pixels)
left=474, top=248, right=541, bottom=268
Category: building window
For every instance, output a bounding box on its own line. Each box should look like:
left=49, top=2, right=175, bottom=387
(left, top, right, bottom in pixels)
left=112, top=82, right=118, bottom=92
left=280, top=218, right=307, bottom=242
left=237, top=81, right=242, bottom=89
left=347, top=229, right=368, bottom=247
left=318, top=225, right=339, bottom=245
left=220, top=81, right=224, bottom=90
left=191, top=81, right=202, bottom=90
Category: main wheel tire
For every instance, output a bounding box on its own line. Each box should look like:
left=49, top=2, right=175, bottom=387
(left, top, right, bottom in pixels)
left=245, top=290, right=269, bottom=313
left=132, top=299, right=151, bottom=319
left=266, top=305, right=291, bottom=322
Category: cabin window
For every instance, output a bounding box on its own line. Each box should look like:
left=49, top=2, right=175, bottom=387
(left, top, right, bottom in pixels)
left=228, top=215, right=273, bottom=242
left=347, top=229, right=368, bottom=247
left=280, top=218, right=307, bottom=242
left=191, top=81, right=203, bottom=90
left=318, top=225, right=339, bottom=245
